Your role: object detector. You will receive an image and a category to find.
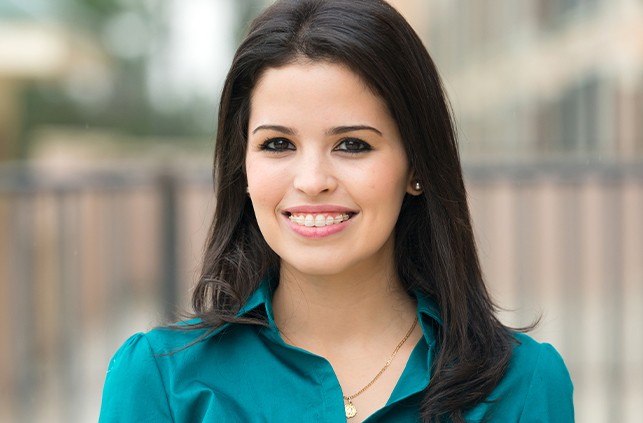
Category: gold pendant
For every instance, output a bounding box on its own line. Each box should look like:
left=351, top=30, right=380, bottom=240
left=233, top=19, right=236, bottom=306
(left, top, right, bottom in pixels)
left=345, top=400, right=357, bottom=419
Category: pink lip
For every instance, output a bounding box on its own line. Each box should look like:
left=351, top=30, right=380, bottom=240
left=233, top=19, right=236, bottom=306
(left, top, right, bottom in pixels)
left=280, top=205, right=358, bottom=239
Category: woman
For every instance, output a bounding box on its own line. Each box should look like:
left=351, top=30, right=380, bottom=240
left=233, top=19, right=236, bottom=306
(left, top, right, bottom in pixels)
left=100, top=0, right=574, bottom=421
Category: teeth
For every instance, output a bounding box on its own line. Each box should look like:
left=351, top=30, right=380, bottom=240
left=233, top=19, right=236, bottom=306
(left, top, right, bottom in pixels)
left=288, top=213, right=351, bottom=227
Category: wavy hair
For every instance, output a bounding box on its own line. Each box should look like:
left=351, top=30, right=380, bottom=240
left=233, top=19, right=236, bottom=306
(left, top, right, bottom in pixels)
left=186, top=0, right=518, bottom=421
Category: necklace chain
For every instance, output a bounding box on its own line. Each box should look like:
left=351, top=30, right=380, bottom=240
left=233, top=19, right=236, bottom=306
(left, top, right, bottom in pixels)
left=277, top=316, right=419, bottom=419
left=342, top=316, right=418, bottom=401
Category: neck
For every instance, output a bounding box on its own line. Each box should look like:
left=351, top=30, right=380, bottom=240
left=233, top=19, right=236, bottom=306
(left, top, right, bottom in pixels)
left=272, top=261, right=418, bottom=357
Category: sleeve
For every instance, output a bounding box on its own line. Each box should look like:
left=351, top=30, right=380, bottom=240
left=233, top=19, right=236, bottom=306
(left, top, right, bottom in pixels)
left=99, top=333, right=174, bottom=422
left=519, top=343, right=574, bottom=422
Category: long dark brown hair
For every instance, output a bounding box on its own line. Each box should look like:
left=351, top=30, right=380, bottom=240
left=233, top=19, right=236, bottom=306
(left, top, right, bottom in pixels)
left=187, top=0, right=519, bottom=421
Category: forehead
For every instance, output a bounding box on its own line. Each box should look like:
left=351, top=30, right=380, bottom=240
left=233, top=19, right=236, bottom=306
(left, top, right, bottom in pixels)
left=254, top=59, right=373, bottom=92
left=249, top=60, right=393, bottom=129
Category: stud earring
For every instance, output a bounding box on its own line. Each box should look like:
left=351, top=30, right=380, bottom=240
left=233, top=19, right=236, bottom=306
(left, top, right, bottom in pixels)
left=413, top=180, right=422, bottom=191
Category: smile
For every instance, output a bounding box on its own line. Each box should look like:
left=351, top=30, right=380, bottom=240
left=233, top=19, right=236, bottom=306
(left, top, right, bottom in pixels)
left=287, top=213, right=352, bottom=227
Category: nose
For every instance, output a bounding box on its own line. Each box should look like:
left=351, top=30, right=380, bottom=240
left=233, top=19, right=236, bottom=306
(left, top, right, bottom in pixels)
left=292, top=151, right=338, bottom=196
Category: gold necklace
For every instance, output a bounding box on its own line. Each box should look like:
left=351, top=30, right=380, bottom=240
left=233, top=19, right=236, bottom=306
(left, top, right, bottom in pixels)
left=278, top=317, right=419, bottom=420
left=342, top=317, right=418, bottom=419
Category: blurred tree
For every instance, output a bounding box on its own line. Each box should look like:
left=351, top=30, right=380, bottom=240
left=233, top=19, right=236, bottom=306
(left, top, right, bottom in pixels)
left=22, top=0, right=181, bottom=151
left=6, top=0, right=271, bottom=160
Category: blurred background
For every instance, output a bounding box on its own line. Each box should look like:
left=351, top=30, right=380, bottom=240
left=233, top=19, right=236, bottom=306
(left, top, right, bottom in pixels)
left=0, top=0, right=641, bottom=421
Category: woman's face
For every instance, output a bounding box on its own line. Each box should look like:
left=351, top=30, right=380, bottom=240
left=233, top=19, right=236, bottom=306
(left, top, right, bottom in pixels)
left=246, top=60, right=417, bottom=277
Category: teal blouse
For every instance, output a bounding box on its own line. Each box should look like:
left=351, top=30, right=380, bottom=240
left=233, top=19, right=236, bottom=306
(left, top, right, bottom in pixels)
left=99, top=276, right=574, bottom=422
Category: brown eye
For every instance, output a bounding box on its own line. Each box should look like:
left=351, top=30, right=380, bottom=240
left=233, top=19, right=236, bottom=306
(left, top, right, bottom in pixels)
left=335, top=138, right=372, bottom=153
left=260, top=138, right=295, bottom=152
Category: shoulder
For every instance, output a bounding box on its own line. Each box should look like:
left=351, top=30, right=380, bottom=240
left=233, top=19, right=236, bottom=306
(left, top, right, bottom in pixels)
left=506, top=332, right=574, bottom=396
left=492, top=332, right=574, bottom=394
left=109, top=319, right=210, bottom=359
left=99, top=320, right=221, bottom=422
left=143, top=319, right=215, bottom=353
left=508, top=332, right=572, bottom=389
left=499, top=332, right=574, bottom=421
left=104, top=317, right=251, bottom=382
left=99, top=330, right=174, bottom=422
left=466, top=332, right=574, bottom=422
left=513, top=332, right=574, bottom=421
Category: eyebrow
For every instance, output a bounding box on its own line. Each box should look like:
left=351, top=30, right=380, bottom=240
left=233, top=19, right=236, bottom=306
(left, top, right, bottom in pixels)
left=327, top=125, right=382, bottom=136
left=251, top=124, right=382, bottom=136
left=251, top=125, right=296, bottom=135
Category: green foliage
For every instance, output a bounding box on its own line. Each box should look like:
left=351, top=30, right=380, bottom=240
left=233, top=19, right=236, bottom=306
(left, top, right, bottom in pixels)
left=14, top=0, right=277, bottom=159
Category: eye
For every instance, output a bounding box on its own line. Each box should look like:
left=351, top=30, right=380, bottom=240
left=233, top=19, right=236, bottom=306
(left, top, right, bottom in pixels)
left=259, top=137, right=295, bottom=152
left=334, top=138, right=372, bottom=153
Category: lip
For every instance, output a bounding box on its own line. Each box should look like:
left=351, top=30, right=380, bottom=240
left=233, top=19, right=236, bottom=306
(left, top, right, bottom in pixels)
left=280, top=205, right=358, bottom=239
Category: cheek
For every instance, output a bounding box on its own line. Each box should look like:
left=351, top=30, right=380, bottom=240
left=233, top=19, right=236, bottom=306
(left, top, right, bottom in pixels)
left=359, top=158, right=409, bottom=201
left=246, top=157, right=286, bottom=212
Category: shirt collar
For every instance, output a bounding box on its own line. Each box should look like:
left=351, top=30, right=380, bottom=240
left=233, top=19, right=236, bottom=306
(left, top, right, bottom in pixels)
left=235, top=273, right=278, bottom=325
left=412, top=289, right=442, bottom=347
left=235, top=273, right=442, bottom=345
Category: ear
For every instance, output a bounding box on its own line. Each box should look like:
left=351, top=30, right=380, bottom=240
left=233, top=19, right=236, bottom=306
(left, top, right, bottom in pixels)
left=406, top=171, right=423, bottom=196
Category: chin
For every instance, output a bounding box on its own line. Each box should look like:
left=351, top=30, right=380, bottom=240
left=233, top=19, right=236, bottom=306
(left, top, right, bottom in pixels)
left=275, top=238, right=395, bottom=280
left=280, top=251, right=389, bottom=280
left=284, top=263, right=344, bottom=278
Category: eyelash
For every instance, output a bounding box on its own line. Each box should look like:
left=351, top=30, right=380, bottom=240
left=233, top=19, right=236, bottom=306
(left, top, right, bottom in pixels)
left=258, top=137, right=372, bottom=154
left=336, top=138, right=373, bottom=153
left=258, top=138, right=294, bottom=152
